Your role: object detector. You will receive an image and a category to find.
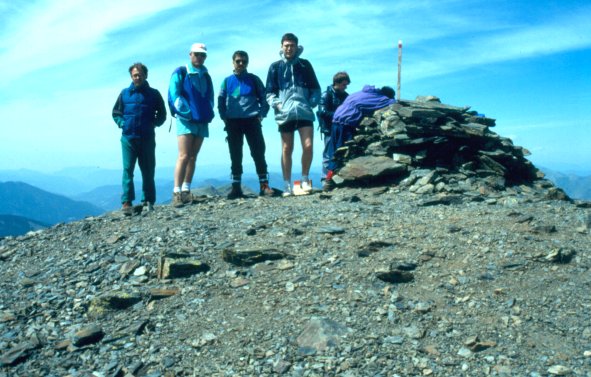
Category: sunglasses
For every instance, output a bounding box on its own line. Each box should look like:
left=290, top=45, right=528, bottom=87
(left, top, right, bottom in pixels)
left=193, top=53, right=206, bottom=58
left=234, top=59, right=248, bottom=65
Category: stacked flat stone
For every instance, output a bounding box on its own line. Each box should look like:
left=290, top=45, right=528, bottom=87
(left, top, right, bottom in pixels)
left=331, top=95, right=565, bottom=199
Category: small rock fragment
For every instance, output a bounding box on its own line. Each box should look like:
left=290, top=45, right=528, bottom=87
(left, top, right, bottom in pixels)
left=547, top=365, right=571, bottom=375
left=72, top=325, right=104, bottom=347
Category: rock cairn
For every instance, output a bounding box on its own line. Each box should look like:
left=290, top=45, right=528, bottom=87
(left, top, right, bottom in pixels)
left=331, top=95, right=567, bottom=200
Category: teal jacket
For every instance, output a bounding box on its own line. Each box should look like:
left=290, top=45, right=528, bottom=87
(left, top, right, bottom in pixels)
left=218, top=71, right=269, bottom=120
left=169, top=64, right=214, bottom=125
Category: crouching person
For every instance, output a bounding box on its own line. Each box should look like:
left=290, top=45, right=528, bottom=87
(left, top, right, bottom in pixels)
left=324, top=85, right=395, bottom=191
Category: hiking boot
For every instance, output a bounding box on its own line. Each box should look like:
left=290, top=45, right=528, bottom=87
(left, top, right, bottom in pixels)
left=172, top=192, right=184, bottom=207
left=141, top=201, right=154, bottom=210
left=300, top=180, right=313, bottom=193
left=323, top=179, right=336, bottom=192
left=121, top=201, right=133, bottom=216
left=180, top=191, right=192, bottom=204
left=259, top=182, right=274, bottom=197
left=227, top=183, right=244, bottom=200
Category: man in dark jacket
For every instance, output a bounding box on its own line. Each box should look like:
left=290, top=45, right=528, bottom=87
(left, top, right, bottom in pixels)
left=317, top=72, right=350, bottom=180
left=324, top=85, right=395, bottom=191
left=266, top=33, right=320, bottom=196
left=218, top=50, right=273, bottom=199
left=112, top=62, right=166, bottom=214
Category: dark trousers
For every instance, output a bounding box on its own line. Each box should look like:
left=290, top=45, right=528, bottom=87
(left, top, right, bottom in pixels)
left=121, top=136, right=156, bottom=204
left=327, top=122, right=356, bottom=172
left=225, top=117, right=268, bottom=180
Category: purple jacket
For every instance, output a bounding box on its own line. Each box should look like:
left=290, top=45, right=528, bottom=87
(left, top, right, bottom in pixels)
left=332, top=85, right=395, bottom=127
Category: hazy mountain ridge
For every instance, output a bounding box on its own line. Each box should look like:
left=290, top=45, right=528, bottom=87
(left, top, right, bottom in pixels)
left=540, top=167, right=591, bottom=200
left=0, top=214, right=48, bottom=238
left=0, top=181, right=103, bottom=226
left=1, top=168, right=321, bottom=212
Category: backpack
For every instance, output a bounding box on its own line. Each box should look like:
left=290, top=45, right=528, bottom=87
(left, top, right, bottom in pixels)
left=168, top=66, right=187, bottom=118
left=316, top=88, right=334, bottom=134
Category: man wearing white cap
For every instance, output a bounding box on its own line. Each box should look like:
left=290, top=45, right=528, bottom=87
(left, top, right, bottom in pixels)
left=168, top=43, right=215, bottom=206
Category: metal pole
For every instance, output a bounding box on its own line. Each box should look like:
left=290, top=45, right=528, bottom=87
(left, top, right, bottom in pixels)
left=397, top=40, right=402, bottom=101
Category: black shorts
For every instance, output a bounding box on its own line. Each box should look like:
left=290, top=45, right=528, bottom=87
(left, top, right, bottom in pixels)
left=278, top=120, right=313, bottom=133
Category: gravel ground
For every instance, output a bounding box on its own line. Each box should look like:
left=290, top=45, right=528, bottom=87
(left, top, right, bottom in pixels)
left=0, top=186, right=590, bottom=377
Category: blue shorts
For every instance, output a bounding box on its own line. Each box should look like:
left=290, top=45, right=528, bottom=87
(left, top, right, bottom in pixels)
left=176, top=119, right=209, bottom=138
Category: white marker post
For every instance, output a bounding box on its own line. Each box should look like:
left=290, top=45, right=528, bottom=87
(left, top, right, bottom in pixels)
left=397, top=40, right=402, bottom=101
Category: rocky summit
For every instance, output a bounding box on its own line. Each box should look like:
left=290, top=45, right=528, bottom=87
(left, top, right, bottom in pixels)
left=1, top=98, right=591, bottom=377
left=330, top=95, right=542, bottom=194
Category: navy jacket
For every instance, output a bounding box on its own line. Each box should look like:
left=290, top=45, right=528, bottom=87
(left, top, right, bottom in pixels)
left=317, top=85, right=349, bottom=135
left=112, top=82, right=166, bottom=140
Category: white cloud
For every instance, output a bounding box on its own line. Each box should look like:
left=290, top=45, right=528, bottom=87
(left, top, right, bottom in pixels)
left=0, top=0, right=188, bottom=85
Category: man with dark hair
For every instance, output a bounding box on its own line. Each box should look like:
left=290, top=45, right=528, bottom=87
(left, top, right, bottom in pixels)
left=218, top=50, right=273, bottom=199
left=317, top=71, right=350, bottom=180
left=323, top=85, right=396, bottom=191
left=112, top=62, right=166, bottom=214
left=266, top=32, right=321, bottom=196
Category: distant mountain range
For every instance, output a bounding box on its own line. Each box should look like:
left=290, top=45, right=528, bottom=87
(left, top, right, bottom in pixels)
left=0, top=167, right=323, bottom=237
left=0, top=181, right=103, bottom=234
left=0, top=214, right=48, bottom=238
left=540, top=168, right=591, bottom=200
left=2, top=165, right=585, bottom=238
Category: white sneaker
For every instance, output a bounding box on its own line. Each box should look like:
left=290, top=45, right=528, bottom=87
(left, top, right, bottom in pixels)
left=300, top=180, right=313, bottom=193
left=282, top=184, right=293, bottom=197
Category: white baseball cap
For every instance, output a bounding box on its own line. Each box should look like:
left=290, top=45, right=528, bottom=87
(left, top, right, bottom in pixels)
left=190, top=43, right=207, bottom=54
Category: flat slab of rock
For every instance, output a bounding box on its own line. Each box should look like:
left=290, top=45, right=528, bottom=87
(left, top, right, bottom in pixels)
left=88, top=291, right=142, bottom=317
left=157, top=257, right=210, bottom=279
left=337, top=156, right=406, bottom=182
left=376, top=269, right=414, bottom=284
left=72, top=325, right=104, bottom=347
left=222, top=248, right=287, bottom=267
left=150, top=288, right=180, bottom=300
left=0, top=341, right=39, bottom=366
left=296, top=318, right=352, bottom=353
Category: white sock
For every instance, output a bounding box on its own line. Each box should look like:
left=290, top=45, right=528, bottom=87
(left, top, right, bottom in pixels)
left=173, top=187, right=181, bottom=193
left=182, top=182, right=191, bottom=191
left=284, top=180, right=291, bottom=190
left=302, top=175, right=309, bottom=183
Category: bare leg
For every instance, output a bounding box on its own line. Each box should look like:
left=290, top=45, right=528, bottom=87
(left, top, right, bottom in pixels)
left=281, top=132, right=295, bottom=182
left=183, top=136, right=204, bottom=183
left=174, top=134, right=193, bottom=188
left=298, top=126, right=314, bottom=177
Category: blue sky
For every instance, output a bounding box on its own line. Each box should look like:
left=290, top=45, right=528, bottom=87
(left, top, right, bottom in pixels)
left=0, top=0, right=589, bottom=176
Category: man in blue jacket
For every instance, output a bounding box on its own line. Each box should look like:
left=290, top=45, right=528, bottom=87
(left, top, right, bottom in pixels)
left=112, top=62, right=166, bottom=215
left=266, top=33, right=320, bottom=196
left=324, top=85, right=395, bottom=191
left=219, top=50, right=274, bottom=199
